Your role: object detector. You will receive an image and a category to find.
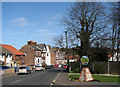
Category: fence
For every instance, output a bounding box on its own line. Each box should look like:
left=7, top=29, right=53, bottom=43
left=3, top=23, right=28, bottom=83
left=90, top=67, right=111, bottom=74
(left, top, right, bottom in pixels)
left=0, top=68, right=15, bottom=75
left=70, top=61, right=120, bottom=74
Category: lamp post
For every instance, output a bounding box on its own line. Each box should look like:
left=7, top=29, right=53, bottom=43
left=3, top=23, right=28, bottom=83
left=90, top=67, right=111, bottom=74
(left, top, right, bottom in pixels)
left=65, top=31, right=69, bottom=72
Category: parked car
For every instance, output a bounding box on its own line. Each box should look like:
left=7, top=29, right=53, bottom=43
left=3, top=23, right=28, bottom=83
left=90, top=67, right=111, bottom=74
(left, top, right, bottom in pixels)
left=58, top=65, right=62, bottom=68
left=35, top=66, right=43, bottom=71
left=50, top=65, right=54, bottom=68
left=29, top=65, right=36, bottom=70
left=45, top=65, right=50, bottom=69
left=18, top=66, right=31, bottom=74
left=54, top=65, right=58, bottom=68
left=62, top=65, right=67, bottom=69
left=0, top=66, right=10, bottom=70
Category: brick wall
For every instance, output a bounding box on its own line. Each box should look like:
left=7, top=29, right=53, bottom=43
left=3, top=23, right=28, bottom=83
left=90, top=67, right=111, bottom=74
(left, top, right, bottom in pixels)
left=20, top=45, right=35, bottom=65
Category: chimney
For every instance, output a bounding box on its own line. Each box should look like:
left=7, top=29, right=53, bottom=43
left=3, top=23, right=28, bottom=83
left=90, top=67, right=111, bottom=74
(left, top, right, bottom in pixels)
left=28, top=41, right=37, bottom=47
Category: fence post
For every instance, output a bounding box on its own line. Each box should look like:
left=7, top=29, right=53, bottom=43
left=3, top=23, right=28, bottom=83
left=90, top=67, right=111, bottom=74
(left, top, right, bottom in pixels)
left=108, top=61, right=109, bottom=74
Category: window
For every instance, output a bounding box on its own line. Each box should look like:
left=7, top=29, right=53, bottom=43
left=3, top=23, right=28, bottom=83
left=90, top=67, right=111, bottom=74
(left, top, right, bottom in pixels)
left=47, top=53, right=49, bottom=56
left=38, top=59, right=39, bottom=63
left=39, top=52, right=41, bottom=56
left=24, top=52, right=27, bottom=56
left=16, top=56, right=18, bottom=60
left=21, top=55, right=22, bottom=59
left=36, top=52, right=38, bottom=56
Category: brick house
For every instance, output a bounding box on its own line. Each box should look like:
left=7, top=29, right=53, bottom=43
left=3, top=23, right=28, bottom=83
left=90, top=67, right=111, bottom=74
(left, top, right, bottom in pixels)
left=50, top=48, right=56, bottom=65
left=20, top=41, right=47, bottom=66
left=1, top=44, right=25, bottom=65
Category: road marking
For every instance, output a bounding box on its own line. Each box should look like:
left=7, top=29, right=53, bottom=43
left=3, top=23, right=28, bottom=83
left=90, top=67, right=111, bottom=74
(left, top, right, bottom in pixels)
left=52, top=71, right=61, bottom=83
left=11, top=79, right=24, bottom=84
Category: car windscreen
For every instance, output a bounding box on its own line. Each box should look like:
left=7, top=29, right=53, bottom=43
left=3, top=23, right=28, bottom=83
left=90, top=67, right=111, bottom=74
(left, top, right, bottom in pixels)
left=36, top=66, right=41, bottom=67
left=19, top=67, right=26, bottom=69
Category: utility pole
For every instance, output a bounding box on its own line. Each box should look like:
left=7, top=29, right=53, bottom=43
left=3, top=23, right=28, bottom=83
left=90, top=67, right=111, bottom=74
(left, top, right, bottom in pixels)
left=65, top=31, right=69, bottom=72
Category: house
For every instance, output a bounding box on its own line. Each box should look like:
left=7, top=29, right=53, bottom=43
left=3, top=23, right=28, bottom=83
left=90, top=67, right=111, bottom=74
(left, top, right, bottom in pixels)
left=67, top=55, right=79, bottom=62
left=36, top=44, right=47, bottom=66
left=45, top=45, right=51, bottom=65
left=1, top=44, right=25, bottom=65
left=50, top=48, right=56, bottom=65
left=0, top=45, right=13, bottom=66
left=109, top=52, right=120, bottom=61
left=54, top=48, right=67, bottom=65
left=20, top=41, right=48, bottom=66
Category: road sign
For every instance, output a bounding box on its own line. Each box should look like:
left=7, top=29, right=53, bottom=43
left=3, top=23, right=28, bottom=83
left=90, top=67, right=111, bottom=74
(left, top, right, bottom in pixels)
left=81, top=56, right=89, bottom=65
left=79, top=68, right=93, bottom=81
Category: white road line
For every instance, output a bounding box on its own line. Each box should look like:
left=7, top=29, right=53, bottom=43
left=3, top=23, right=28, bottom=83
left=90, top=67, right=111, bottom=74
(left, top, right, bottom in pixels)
left=11, top=79, right=24, bottom=84
left=52, top=71, right=61, bottom=83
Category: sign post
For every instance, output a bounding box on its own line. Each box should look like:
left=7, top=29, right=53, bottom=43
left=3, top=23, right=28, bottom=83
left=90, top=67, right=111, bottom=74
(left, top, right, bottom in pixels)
left=79, top=56, right=93, bottom=81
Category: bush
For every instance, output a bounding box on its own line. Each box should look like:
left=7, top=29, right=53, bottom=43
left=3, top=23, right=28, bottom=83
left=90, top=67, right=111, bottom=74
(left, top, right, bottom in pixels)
left=73, top=68, right=80, bottom=73
left=70, top=71, right=74, bottom=73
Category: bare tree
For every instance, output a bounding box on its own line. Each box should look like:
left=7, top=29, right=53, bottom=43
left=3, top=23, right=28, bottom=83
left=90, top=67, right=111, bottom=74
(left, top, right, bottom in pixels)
left=107, top=2, right=120, bottom=61
left=53, top=35, right=65, bottom=48
left=62, top=2, right=106, bottom=56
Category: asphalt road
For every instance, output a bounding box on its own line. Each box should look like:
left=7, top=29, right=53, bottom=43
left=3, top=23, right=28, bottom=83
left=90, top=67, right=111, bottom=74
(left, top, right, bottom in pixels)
left=2, top=68, right=62, bottom=86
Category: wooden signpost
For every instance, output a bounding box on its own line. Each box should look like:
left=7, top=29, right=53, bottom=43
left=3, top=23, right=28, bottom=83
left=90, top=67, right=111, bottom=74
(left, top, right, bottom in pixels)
left=79, top=56, right=93, bottom=81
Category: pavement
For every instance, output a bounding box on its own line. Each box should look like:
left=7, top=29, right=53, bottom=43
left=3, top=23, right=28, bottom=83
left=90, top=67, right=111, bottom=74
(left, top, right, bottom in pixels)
left=53, top=71, right=120, bottom=87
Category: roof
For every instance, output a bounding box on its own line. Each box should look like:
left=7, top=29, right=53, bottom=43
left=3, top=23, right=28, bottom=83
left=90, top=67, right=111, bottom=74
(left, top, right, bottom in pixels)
left=0, top=45, right=12, bottom=54
left=37, top=44, right=46, bottom=50
left=30, top=46, right=41, bottom=51
left=1, top=44, right=25, bottom=55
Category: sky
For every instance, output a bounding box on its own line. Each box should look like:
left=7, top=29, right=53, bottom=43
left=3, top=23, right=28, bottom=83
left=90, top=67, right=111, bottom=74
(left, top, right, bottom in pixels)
left=2, top=2, right=74, bottom=49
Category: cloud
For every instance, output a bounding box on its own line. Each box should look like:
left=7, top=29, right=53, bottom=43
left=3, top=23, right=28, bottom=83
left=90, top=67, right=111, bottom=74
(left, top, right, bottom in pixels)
left=10, top=17, right=29, bottom=27
left=52, top=13, right=63, bottom=19
left=47, top=22, right=53, bottom=26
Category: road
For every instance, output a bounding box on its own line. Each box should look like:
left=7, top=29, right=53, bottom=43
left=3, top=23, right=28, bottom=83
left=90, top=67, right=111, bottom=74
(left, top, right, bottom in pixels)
left=2, top=68, right=62, bottom=86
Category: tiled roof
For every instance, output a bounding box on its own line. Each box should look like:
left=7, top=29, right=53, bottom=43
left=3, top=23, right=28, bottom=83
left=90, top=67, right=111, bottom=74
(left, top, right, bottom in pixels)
left=1, top=44, right=24, bottom=55
left=37, top=44, right=46, bottom=50
left=0, top=45, right=12, bottom=54
left=30, top=46, right=41, bottom=51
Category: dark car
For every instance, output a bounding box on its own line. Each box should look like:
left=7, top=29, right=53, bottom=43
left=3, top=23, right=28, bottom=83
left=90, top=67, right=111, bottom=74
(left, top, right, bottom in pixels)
left=45, top=65, right=50, bottom=69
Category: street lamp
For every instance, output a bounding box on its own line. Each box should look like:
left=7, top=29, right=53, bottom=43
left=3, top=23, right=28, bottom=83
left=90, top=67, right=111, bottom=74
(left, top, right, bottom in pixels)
left=65, top=31, right=69, bottom=72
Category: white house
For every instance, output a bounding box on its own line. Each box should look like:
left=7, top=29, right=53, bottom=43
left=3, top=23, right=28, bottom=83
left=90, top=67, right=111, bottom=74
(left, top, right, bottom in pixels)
left=45, top=45, right=51, bottom=65
left=0, top=45, right=13, bottom=66
left=109, top=52, right=120, bottom=61
left=34, top=57, right=43, bottom=66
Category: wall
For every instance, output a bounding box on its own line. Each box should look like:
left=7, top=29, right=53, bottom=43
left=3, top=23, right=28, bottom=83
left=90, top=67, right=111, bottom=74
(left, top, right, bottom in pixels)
left=20, top=45, right=35, bottom=65
left=50, top=50, right=56, bottom=65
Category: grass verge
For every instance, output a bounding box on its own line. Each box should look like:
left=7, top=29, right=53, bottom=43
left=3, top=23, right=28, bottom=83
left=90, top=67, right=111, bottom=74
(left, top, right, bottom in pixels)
left=68, top=75, right=120, bottom=82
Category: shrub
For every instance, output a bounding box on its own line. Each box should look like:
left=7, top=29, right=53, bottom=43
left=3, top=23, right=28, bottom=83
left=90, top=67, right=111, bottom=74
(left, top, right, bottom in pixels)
left=70, top=71, right=74, bottom=73
left=73, top=68, right=80, bottom=73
